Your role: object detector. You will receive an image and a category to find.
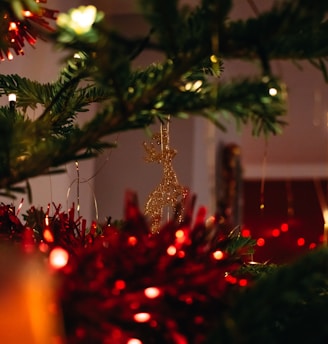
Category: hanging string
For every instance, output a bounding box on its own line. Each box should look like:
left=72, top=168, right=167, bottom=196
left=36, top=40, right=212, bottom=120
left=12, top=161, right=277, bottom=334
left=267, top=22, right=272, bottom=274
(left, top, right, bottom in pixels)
left=65, top=134, right=119, bottom=224
left=285, top=179, right=294, bottom=218
left=75, top=161, right=80, bottom=218
left=66, top=177, right=99, bottom=222
left=83, top=134, right=120, bottom=183
left=260, top=139, right=268, bottom=211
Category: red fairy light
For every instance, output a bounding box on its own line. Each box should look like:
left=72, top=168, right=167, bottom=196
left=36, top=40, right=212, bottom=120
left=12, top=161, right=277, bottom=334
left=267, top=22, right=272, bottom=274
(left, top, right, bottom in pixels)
left=309, top=242, right=317, bottom=249
left=225, top=274, right=237, bottom=284
left=238, top=278, right=248, bottom=287
left=114, top=280, right=126, bottom=290
left=272, top=228, right=280, bottom=237
left=128, top=236, right=138, bottom=246
left=241, top=228, right=251, bottom=237
left=256, top=237, right=265, bottom=247
left=43, top=228, right=54, bottom=242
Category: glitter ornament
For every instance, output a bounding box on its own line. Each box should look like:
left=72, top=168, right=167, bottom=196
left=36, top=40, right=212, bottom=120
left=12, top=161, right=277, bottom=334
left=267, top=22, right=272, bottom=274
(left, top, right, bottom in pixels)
left=144, top=118, right=188, bottom=233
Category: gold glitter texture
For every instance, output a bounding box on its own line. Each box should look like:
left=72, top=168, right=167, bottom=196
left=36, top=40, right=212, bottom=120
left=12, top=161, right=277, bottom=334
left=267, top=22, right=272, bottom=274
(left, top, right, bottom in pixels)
left=144, top=120, right=188, bottom=233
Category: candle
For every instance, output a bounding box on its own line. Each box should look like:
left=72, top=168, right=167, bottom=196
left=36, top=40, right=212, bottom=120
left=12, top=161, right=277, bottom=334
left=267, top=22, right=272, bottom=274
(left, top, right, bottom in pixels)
left=0, top=248, right=65, bottom=343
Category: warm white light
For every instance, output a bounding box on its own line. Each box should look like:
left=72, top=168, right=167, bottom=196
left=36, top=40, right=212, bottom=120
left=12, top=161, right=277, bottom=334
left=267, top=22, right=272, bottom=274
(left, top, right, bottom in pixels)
left=184, top=82, right=192, bottom=91
left=144, top=287, right=161, bottom=299
left=23, top=11, right=32, bottom=17
left=8, top=93, right=16, bottom=102
left=49, top=247, right=69, bottom=269
left=166, top=245, right=177, bottom=256
left=57, top=5, right=97, bottom=35
left=191, top=80, right=203, bottom=91
left=9, top=22, right=17, bottom=30
left=212, top=250, right=224, bottom=260
left=269, top=87, right=278, bottom=96
left=127, top=339, right=143, bottom=344
left=175, top=230, right=184, bottom=238
left=323, top=209, right=328, bottom=223
left=175, top=229, right=186, bottom=244
left=183, top=80, right=203, bottom=92
left=133, top=312, right=151, bottom=323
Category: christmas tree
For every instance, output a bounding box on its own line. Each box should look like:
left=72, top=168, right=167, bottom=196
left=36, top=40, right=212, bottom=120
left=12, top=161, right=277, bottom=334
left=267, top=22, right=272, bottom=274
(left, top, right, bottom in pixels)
left=0, top=0, right=327, bottom=343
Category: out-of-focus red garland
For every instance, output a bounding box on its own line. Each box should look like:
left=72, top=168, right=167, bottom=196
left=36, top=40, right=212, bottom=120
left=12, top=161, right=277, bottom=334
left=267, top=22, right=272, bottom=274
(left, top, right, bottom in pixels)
left=0, top=192, right=255, bottom=343
left=0, top=0, right=58, bottom=61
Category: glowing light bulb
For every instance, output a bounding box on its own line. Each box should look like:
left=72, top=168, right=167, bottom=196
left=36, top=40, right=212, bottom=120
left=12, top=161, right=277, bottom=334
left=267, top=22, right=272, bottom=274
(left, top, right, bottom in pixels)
left=8, top=93, right=16, bottom=102
left=23, top=11, right=32, bottom=17
left=43, top=228, right=54, bottom=243
left=225, top=274, right=237, bottom=284
left=193, top=80, right=203, bottom=90
left=57, top=5, right=98, bottom=35
left=281, top=223, right=289, bottom=232
left=212, top=250, right=224, bottom=260
left=256, top=238, right=265, bottom=247
left=133, top=312, right=151, bottom=323
left=241, top=228, right=251, bottom=237
left=269, top=87, right=278, bottom=96
left=49, top=247, right=69, bottom=269
left=175, top=229, right=184, bottom=238
left=166, top=245, right=177, bottom=256
left=114, top=280, right=126, bottom=290
left=210, top=54, right=218, bottom=63
left=144, top=287, right=161, bottom=299
left=239, top=279, right=248, bottom=287
left=9, top=22, right=17, bottom=30
left=127, top=339, right=142, bottom=344
left=175, top=229, right=186, bottom=244
left=272, top=228, right=280, bottom=237
left=128, top=236, right=138, bottom=246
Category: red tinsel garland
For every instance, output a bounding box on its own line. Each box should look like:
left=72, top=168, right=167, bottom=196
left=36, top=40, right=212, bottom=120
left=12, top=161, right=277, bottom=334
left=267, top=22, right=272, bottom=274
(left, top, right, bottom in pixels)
left=0, top=192, right=254, bottom=343
left=1, top=0, right=58, bottom=60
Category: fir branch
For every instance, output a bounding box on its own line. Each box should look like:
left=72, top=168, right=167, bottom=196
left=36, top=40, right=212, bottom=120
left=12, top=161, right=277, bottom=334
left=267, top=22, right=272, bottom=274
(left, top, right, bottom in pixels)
left=220, top=0, right=328, bottom=76
left=225, top=248, right=328, bottom=344
left=2, top=0, right=327, bottom=192
left=216, top=76, right=287, bottom=136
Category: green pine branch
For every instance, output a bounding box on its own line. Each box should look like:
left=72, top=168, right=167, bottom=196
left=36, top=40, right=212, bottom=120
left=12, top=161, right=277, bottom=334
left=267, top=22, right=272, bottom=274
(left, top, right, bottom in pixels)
left=213, top=248, right=328, bottom=344
left=2, top=0, right=328, bottom=193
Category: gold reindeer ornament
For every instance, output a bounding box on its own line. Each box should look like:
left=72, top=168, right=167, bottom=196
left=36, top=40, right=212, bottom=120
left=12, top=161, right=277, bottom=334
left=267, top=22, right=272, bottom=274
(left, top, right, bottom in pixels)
left=144, top=119, right=188, bottom=233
